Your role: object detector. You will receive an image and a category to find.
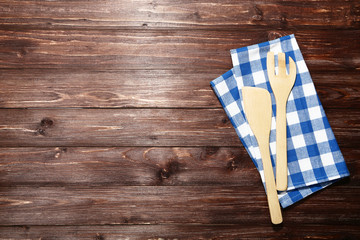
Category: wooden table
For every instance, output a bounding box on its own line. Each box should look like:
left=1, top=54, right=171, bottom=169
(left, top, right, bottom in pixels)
left=0, top=1, right=359, bottom=239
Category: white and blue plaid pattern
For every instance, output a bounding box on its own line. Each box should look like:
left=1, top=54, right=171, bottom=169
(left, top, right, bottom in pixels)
left=211, top=34, right=350, bottom=208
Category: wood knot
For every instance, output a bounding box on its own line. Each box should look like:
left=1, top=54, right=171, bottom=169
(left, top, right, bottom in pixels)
left=280, top=14, right=287, bottom=24
left=252, top=5, right=263, bottom=21
left=35, top=117, right=54, bottom=136
left=205, top=146, right=219, bottom=156
left=194, top=11, right=201, bottom=19
left=267, top=31, right=285, bottom=41
left=54, top=147, right=67, bottom=158
left=95, top=233, right=105, bottom=240
left=200, top=146, right=219, bottom=160
left=221, top=118, right=228, bottom=124
left=159, top=168, right=171, bottom=179
left=227, top=156, right=241, bottom=171
left=157, top=161, right=181, bottom=181
left=17, top=48, right=27, bottom=58
left=36, top=128, right=46, bottom=136
left=40, top=118, right=54, bottom=127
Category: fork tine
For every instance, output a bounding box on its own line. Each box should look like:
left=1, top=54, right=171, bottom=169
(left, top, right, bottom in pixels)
left=278, top=52, right=286, bottom=77
left=288, top=56, right=297, bottom=80
left=266, top=52, right=275, bottom=80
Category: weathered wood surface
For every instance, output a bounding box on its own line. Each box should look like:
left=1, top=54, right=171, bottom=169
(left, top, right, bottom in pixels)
left=0, top=69, right=359, bottom=109
left=0, top=108, right=358, bottom=147
left=0, top=147, right=255, bottom=186
left=0, top=224, right=359, bottom=240
left=0, top=147, right=358, bottom=186
left=0, top=29, right=359, bottom=70
left=0, top=0, right=359, bottom=238
left=0, top=184, right=359, bottom=226
left=0, top=0, right=358, bottom=29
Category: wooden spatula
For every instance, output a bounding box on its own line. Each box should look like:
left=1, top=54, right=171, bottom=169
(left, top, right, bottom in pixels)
left=267, top=51, right=296, bottom=191
left=242, top=86, right=283, bottom=225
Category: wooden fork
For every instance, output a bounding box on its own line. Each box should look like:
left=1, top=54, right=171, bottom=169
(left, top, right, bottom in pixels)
left=267, top=51, right=297, bottom=191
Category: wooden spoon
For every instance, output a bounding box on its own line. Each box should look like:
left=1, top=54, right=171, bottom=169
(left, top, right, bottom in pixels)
left=267, top=51, right=297, bottom=191
left=242, top=86, right=283, bottom=225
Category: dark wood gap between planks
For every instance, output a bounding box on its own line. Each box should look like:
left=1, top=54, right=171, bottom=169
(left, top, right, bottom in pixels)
left=0, top=145, right=357, bottom=148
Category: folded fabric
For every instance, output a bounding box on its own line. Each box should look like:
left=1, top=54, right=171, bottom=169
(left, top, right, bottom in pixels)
left=211, top=34, right=350, bottom=208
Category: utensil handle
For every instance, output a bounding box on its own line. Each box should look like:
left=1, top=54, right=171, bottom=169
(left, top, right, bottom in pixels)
left=276, top=102, right=288, bottom=191
left=258, top=138, right=283, bottom=225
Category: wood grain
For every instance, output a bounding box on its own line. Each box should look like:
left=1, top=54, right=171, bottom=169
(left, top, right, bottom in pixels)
left=0, top=147, right=256, bottom=186
left=0, top=0, right=358, bottom=29
left=0, top=108, right=358, bottom=147
left=0, top=184, right=358, bottom=226
left=0, top=147, right=358, bottom=186
left=0, top=69, right=359, bottom=109
left=0, top=29, right=358, bottom=70
left=0, top=0, right=359, bottom=237
left=0, top=224, right=359, bottom=240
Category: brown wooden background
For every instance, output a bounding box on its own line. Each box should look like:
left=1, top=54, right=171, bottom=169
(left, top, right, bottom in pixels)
left=0, top=0, right=359, bottom=239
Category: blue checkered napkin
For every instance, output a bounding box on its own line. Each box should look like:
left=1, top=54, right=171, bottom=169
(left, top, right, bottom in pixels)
left=211, top=34, right=350, bottom=208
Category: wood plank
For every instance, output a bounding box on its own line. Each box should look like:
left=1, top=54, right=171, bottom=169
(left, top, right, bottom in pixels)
left=0, top=0, right=358, bottom=237
left=0, top=29, right=358, bottom=70
left=0, top=69, right=359, bottom=109
left=0, top=147, right=357, bottom=186
left=0, top=224, right=359, bottom=239
left=0, top=147, right=256, bottom=186
left=0, top=185, right=358, bottom=225
left=0, top=109, right=358, bottom=147
left=0, top=0, right=358, bottom=29
left=0, top=69, right=221, bottom=109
